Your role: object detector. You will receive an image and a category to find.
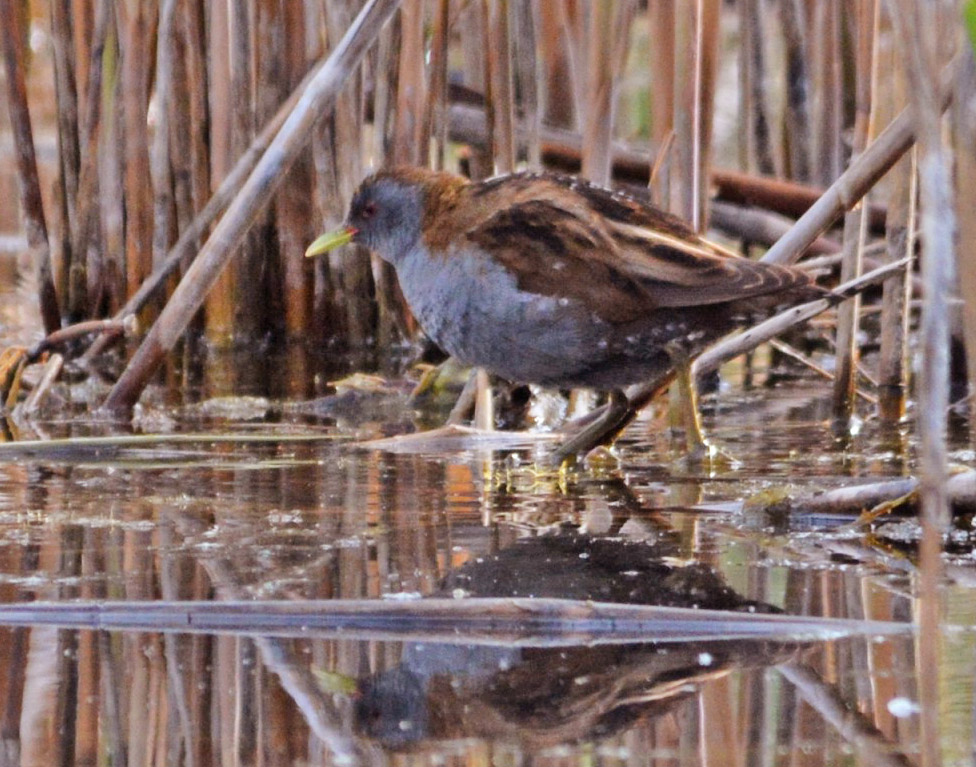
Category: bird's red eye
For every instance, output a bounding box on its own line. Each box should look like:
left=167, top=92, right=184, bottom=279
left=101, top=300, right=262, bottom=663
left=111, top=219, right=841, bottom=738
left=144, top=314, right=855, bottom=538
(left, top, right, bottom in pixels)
left=362, top=202, right=377, bottom=218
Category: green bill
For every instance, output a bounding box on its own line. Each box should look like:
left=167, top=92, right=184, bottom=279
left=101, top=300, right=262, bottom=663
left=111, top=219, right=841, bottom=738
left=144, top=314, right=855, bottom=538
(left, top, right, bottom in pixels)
left=305, top=226, right=357, bottom=257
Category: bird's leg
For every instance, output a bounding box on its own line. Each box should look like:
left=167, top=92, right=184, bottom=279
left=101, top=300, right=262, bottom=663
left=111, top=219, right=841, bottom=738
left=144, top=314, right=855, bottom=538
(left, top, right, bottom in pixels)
left=664, top=340, right=711, bottom=459
left=552, top=389, right=633, bottom=463
left=473, top=368, right=494, bottom=430
left=556, top=370, right=677, bottom=462
left=664, top=342, right=738, bottom=465
left=674, top=362, right=709, bottom=458
left=445, top=368, right=480, bottom=425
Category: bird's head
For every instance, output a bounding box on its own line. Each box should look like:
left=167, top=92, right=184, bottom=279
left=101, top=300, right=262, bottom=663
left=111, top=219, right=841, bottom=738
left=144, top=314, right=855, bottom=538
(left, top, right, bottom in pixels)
left=305, top=167, right=466, bottom=265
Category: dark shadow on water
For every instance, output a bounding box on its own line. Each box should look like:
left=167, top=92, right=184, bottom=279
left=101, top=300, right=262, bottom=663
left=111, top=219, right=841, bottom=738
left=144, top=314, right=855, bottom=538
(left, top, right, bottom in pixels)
left=356, top=529, right=798, bottom=749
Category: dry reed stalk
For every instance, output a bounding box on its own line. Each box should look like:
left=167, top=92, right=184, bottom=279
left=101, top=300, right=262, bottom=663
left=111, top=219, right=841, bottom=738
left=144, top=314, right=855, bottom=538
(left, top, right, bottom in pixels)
left=72, top=0, right=112, bottom=316
left=71, top=0, right=92, bottom=115
left=889, top=5, right=957, bottom=766
left=370, top=15, right=394, bottom=165
left=204, top=0, right=235, bottom=338
left=167, top=1, right=194, bottom=259
left=49, top=0, right=81, bottom=233
left=514, top=0, right=542, bottom=168
left=557, top=0, right=585, bottom=129
left=877, top=36, right=917, bottom=423
left=151, top=0, right=178, bottom=276
left=0, top=0, right=60, bottom=333
left=254, top=0, right=289, bottom=342
left=427, top=0, right=451, bottom=171
left=670, top=2, right=695, bottom=219
left=104, top=0, right=402, bottom=414
left=121, top=1, right=155, bottom=304
left=612, top=7, right=636, bottom=102
left=537, top=0, right=573, bottom=131
left=478, top=0, right=496, bottom=178
left=648, top=0, right=674, bottom=205
left=738, top=0, right=774, bottom=174
left=312, top=150, right=344, bottom=341
left=695, top=0, right=719, bottom=227
left=24, top=319, right=127, bottom=364
left=359, top=19, right=402, bottom=344
left=953, top=53, right=976, bottom=439
left=393, top=0, right=426, bottom=165
left=207, top=0, right=231, bottom=182
left=831, top=0, right=879, bottom=425
left=456, top=1, right=490, bottom=177
left=488, top=0, right=517, bottom=174
left=779, top=0, right=811, bottom=181
left=582, top=1, right=616, bottom=185
left=810, top=0, right=843, bottom=185
left=323, top=0, right=382, bottom=349
left=82, top=59, right=327, bottom=365
left=670, top=0, right=718, bottom=229
left=181, top=0, right=210, bottom=223
left=98, top=17, right=126, bottom=316
left=488, top=0, right=515, bottom=173
left=228, top=0, right=264, bottom=343
left=229, top=1, right=255, bottom=153
left=255, top=0, right=284, bottom=127
left=759, top=58, right=953, bottom=268
left=275, top=4, right=314, bottom=337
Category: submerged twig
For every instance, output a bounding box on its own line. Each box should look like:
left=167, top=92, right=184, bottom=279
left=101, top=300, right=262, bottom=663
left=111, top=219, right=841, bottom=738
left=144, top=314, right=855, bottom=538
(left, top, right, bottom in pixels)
left=747, top=470, right=976, bottom=518
left=30, top=318, right=134, bottom=362
left=21, top=354, right=64, bottom=415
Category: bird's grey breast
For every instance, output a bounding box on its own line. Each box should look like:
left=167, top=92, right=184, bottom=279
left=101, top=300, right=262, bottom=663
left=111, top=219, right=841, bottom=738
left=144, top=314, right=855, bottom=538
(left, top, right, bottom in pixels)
left=395, top=245, right=520, bottom=355
left=393, top=243, right=610, bottom=384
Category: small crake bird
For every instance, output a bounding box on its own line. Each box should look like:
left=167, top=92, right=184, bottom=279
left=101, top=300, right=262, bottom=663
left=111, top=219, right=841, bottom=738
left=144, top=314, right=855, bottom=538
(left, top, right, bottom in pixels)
left=306, top=167, right=821, bottom=458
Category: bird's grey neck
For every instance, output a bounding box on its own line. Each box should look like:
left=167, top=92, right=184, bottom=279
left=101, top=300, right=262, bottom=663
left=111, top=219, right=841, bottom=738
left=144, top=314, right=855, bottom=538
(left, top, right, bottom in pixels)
left=375, top=227, right=422, bottom=266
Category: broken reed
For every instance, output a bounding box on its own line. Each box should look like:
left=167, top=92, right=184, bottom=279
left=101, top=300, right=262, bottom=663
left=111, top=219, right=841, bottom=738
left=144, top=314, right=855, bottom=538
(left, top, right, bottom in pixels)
left=2, top=0, right=974, bottom=430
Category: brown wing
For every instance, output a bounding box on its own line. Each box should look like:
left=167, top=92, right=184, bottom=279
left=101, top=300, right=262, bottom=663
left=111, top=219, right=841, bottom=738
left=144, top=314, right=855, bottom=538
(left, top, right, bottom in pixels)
left=464, top=185, right=813, bottom=324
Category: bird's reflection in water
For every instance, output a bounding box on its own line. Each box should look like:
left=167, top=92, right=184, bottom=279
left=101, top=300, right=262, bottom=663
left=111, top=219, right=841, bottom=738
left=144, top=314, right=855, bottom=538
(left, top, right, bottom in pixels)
left=355, top=528, right=798, bottom=749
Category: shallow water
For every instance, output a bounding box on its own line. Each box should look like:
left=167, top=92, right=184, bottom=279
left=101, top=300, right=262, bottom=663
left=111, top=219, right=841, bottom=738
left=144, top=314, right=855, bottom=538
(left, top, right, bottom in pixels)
left=2, top=256, right=976, bottom=766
